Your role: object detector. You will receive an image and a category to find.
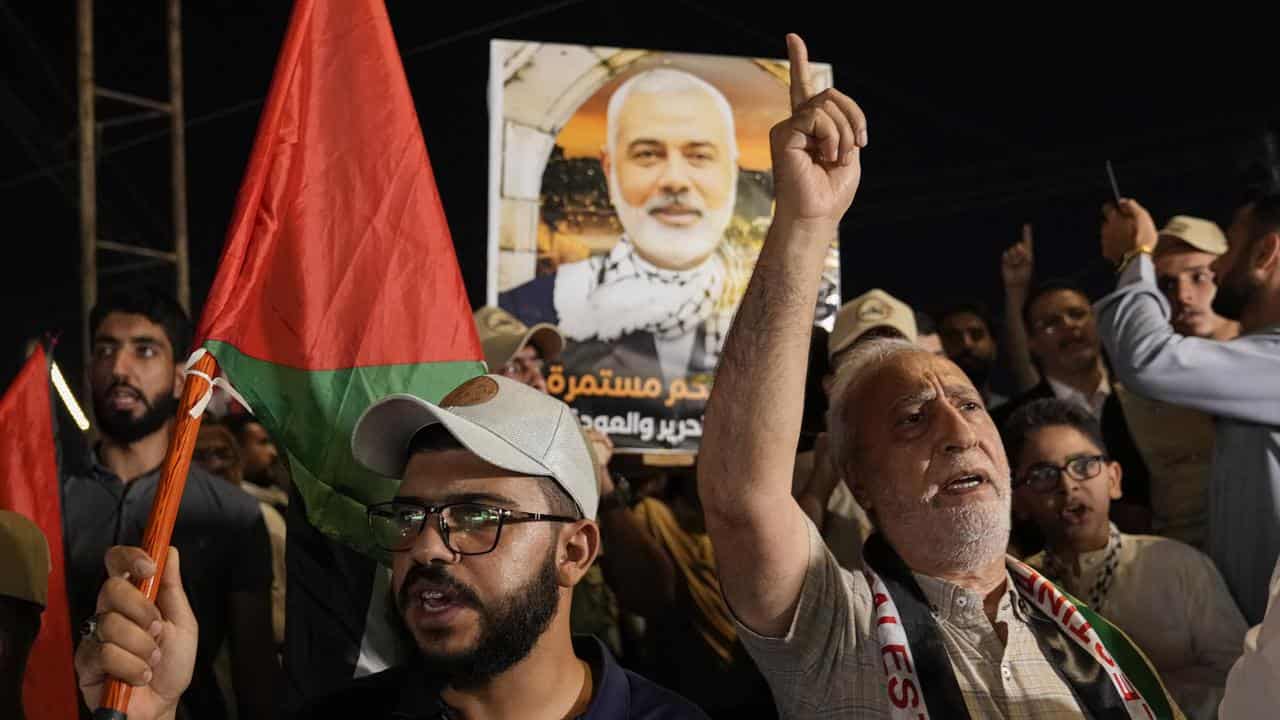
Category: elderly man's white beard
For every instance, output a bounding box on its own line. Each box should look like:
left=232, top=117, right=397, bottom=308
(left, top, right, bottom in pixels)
left=874, top=481, right=1012, bottom=574
left=608, top=169, right=735, bottom=272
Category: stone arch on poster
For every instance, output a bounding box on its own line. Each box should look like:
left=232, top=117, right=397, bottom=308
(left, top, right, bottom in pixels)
left=488, top=41, right=825, bottom=299
left=492, top=42, right=645, bottom=297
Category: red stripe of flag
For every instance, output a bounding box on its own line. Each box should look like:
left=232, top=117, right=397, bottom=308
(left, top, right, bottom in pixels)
left=0, top=345, right=78, bottom=720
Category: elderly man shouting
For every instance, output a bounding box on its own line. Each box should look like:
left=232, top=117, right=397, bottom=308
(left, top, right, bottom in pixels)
left=696, top=34, right=1183, bottom=719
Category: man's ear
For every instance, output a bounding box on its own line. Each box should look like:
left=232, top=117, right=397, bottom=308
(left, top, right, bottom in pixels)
left=172, top=363, right=185, bottom=400
left=556, top=520, right=600, bottom=588
left=847, top=467, right=872, bottom=513
left=1107, top=460, right=1124, bottom=501
left=1252, top=232, right=1280, bottom=277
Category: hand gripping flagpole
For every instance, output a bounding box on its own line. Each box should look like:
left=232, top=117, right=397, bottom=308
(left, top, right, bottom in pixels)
left=92, top=350, right=244, bottom=720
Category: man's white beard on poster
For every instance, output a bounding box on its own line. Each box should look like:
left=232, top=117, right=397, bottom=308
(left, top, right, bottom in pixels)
left=551, top=171, right=734, bottom=345
left=610, top=168, right=735, bottom=273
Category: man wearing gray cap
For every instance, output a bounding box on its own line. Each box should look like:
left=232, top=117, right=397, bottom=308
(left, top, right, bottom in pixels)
left=473, top=305, right=564, bottom=393
left=74, top=374, right=708, bottom=719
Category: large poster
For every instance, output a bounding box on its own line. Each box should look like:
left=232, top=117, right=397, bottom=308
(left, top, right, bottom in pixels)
left=489, top=40, right=839, bottom=452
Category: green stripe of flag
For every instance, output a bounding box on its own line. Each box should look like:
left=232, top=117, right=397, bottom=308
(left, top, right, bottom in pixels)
left=206, top=340, right=484, bottom=558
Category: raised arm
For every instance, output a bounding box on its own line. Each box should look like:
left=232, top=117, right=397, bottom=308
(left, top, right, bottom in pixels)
left=1096, top=199, right=1280, bottom=425
left=697, top=33, right=866, bottom=637
left=1002, top=224, right=1041, bottom=393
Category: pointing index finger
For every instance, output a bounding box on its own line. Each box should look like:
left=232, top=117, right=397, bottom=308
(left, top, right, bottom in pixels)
left=787, top=33, right=814, bottom=111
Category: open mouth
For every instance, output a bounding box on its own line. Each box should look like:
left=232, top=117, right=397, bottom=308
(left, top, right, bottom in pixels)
left=407, top=578, right=470, bottom=620
left=941, top=472, right=987, bottom=495
left=107, top=386, right=143, bottom=411
left=1060, top=498, right=1090, bottom=525
left=419, top=588, right=457, bottom=612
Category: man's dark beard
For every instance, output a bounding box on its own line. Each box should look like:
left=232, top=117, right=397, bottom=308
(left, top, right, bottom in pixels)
left=244, top=461, right=285, bottom=489
left=93, top=383, right=179, bottom=445
left=1212, top=269, right=1256, bottom=321
left=397, top=545, right=559, bottom=690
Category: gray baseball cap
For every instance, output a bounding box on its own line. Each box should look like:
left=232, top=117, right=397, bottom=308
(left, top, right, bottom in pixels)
left=351, top=374, right=598, bottom=519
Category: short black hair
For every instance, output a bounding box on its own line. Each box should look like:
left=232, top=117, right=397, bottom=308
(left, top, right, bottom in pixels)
left=1228, top=149, right=1280, bottom=215
left=223, top=412, right=268, bottom=444
left=407, top=425, right=581, bottom=519
left=936, top=300, right=993, bottom=332
left=1245, top=191, right=1280, bottom=246
left=90, top=286, right=192, bottom=358
left=1020, top=281, right=1091, bottom=334
left=536, top=478, right=581, bottom=519
left=1000, top=398, right=1108, bottom=469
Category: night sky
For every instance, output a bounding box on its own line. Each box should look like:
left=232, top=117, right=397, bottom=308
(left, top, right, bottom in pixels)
left=3, top=1, right=1278, bottom=392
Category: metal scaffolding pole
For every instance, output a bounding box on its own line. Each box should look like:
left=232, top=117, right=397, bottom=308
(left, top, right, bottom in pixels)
left=77, top=0, right=190, bottom=395
left=169, top=0, right=190, bottom=312
left=77, top=0, right=96, bottom=386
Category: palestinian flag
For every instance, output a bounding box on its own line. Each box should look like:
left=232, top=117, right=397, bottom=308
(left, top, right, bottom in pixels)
left=191, top=0, right=484, bottom=707
left=0, top=344, right=78, bottom=720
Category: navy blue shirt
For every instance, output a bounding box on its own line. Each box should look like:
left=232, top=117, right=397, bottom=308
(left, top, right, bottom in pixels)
left=295, top=636, right=709, bottom=719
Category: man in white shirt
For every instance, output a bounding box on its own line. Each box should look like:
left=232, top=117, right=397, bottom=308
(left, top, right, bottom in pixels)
left=1218, top=558, right=1280, bottom=718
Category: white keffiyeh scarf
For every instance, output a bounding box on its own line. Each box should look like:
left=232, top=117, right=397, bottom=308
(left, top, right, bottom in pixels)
left=554, top=237, right=728, bottom=351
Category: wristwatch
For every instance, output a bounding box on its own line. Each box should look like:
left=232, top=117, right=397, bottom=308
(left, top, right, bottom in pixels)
left=599, top=474, right=633, bottom=513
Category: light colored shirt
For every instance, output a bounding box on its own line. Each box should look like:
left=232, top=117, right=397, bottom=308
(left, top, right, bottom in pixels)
left=1219, top=558, right=1280, bottom=719
left=1095, top=255, right=1280, bottom=624
left=1048, top=372, right=1112, bottom=418
left=258, top=501, right=287, bottom=648
left=1030, top=527, right=1247, bottom=719
left=1113, top=385, right=1213, bottom=547
left=734, top=517, right=1084, bottom=718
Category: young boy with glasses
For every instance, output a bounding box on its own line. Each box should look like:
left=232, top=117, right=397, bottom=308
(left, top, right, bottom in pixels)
left=1001, top=398, right=1247, bottom=720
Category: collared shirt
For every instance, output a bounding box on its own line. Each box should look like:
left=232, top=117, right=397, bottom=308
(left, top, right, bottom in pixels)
left=62, top=450, right=272, bottom=720
left=1030, top=526, right=1247, bottom=719
left=1220, top=558, right=1280, bottom=719
left=735, top=517, right=1084, bottom=719
left=293, top=636, right=709, bottom=719
left=1095, top=255, right=1280, bottom=624
left=1048, top=372, right=1112, bottom=419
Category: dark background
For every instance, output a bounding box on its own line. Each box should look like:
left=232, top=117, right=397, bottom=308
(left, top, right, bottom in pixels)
left=3, top=1, right=1278, bottom=393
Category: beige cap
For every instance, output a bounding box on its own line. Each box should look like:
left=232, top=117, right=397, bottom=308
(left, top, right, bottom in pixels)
left=351, top=374, right=598, bottom=519
left=829, top=289, right=918, bottom=360
left=1157, top=215, right=1228, bottom=256
left=474, top=306, right=563, bottom=373
left=0, top=510, right=50, bottom=607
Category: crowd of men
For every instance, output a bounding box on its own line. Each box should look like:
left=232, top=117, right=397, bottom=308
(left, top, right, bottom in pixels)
left=1, top=31, right=1278, bottom=720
